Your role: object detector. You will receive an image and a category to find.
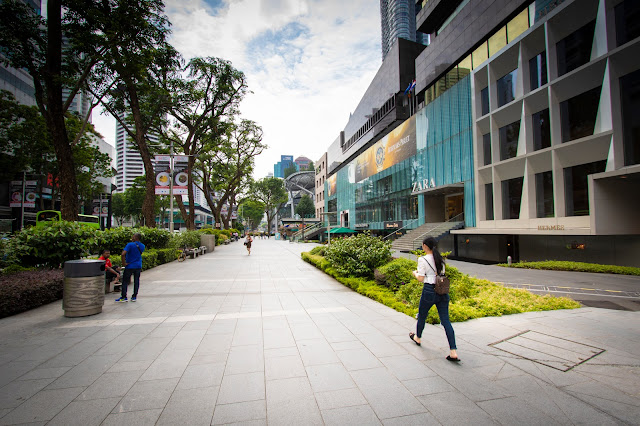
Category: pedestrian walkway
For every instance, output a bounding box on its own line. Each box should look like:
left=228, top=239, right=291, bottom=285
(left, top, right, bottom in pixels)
left=0, top=238, right=638, bottom=425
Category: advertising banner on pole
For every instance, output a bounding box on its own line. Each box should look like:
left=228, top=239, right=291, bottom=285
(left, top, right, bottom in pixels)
left=154, top=155, right=172, bottom=195
left=92, top=197, right=109, bottom=217
left=10, top=180, right=38, bottom=208
left=173, top=155, right=189, bottom=195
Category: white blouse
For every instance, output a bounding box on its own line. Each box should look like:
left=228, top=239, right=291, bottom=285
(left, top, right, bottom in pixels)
left=416, top=254, right=444, bottom=284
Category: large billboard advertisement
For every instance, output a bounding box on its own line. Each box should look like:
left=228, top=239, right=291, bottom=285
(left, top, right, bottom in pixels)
left=327, top=174, right=337, bottom=197
left=354, top=115, right=416, bottom=183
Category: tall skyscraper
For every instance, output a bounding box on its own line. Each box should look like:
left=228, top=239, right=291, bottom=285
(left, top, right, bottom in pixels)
left=114, top=112, right=159, bottom=192
left=380, top=0, right=429, bottom=61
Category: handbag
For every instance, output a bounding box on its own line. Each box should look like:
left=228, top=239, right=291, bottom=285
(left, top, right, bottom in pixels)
left=425, top=257, right=450, bottom=295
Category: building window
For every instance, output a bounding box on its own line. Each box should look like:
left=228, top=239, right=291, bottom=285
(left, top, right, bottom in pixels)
left=564, top=160, right=606, bottom=216
left=497, top=68, right=517, bottom=108
left=532, top=108, right=551, bottom=151
left=620, top=69, right=640, bottom=166
left=499, top=120, right=521, bottom=160
left=615, top=0, right=640, bottom=47
left=556, top=20, right=596, bottom=77
left=483, top=133, right=492, bottom=165
left=502, top=177, right=523, bottom=219
left=529, top=52, right=547, bottom=90
left=481, top=87, right=490, bottom=116
left=560, top=86, right=601, bottom=143
left=485, top=183, right=494, bottom=220
left=535, top=171, right=554, bottom=218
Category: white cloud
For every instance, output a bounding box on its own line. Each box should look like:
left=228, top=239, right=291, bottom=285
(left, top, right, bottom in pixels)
left=93, top=0, right=382, bottom=178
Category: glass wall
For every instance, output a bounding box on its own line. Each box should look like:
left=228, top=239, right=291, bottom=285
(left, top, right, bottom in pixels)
left=620, top=69, right=640, bottom=166
left=480, top=87, right=490, bottom=116
left=529, top=52, right=547, bottom=90
left=499, top=120, right=521, bottom=160
left=497, top=68, right=517, bottom=107
left=485, top=183, right=494, bottom=220
left=615, top=0, right=640, bottom=48
left=560, top=86, right=601, bottom=143
left=556, top=20, right=596, bottom=77
left=532, top=108, right=551, bottom=150
left=564, top=160, right=606, bottom=216
left=502, top=177, right=524, bottom=219
left=535, top=171, right=554, bottom=218
left=482, top=133, right=491, bottom=165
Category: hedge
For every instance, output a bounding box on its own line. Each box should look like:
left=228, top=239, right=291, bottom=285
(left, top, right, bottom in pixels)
left=302, top=252, right=580, bottom=324
left=0, top=270, right=64, bottom=319
left=497, top=260, right=640, bottom=276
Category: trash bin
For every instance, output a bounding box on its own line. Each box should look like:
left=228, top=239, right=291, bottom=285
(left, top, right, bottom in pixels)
left=63, top=259, right=106, bottom=318
left=201, top=234, right=215, bottom=253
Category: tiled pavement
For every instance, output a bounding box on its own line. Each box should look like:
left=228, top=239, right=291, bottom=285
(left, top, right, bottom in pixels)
left=0, top=238, right=638, bottom=425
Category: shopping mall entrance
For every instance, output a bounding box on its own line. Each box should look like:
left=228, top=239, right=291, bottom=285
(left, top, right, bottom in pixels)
left=416, top=183, right=465, bottom=224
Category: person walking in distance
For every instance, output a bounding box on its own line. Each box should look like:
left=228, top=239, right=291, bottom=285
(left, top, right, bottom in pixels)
left=244, top=234, right=253, bottom=255
left=409, top=237, right=460, bottom=362
left=116, top=233, right=145, bottom=302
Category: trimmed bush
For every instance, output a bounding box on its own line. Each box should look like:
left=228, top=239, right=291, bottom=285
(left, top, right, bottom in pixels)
left=498, top=260, right=640, bottom=276
left=169, top=230, right=202, bottom=249
left=0, top=270, right=64, bottom=318
left=375, top=257, right=418, bottom=290
left=309, top=246, right=326, bottom=256
left=303, top=252, right=580, bottom=324
left=1, top=264, right=35, bottom=275
left=8, top=221, right=99, bottom=268
left=324, top=232, right=392, bottom=277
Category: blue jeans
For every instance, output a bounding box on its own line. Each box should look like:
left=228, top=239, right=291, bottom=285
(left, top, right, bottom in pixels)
left=416, top=284, right=457, bottom=350
left=121, top=268, right=141, bottom=298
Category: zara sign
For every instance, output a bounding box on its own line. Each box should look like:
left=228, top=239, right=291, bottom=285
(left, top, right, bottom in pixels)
left=411, top=178, right=436, bottom=193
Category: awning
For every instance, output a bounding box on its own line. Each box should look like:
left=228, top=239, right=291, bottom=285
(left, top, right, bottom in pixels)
left=328, top=227, right=356, bottom=234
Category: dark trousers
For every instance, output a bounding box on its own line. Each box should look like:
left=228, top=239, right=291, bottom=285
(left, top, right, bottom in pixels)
left=106, top=266, right=120, bottom=282
left=121, top=268, right=141, bottom=298
left=416, top=284, right=457, bottom=350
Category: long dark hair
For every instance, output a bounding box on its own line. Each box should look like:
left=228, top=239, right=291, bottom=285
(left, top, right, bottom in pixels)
left=423, top=237, right=444, bottom=274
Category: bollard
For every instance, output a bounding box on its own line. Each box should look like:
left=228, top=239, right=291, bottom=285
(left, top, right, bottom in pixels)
left=507, top=255, right=512, bottom=266
left=63, top=259, right=106, bottom=317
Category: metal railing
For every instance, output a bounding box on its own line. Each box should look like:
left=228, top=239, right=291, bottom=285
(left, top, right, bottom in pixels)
left=410, top=212, right=465, bottom=250
left=381, top=217, right=423, bottom=240
left=291, top=222, right=323, bottom=239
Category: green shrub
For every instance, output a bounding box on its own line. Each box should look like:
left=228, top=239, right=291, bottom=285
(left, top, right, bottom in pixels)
left=309, top=246, right=326, bottom=256
left=169, top=230, right=202, bottom=249
left=498, top=260, right=640, bottom=276
left=141, top=250, right=158, bottom=271
left=8, top=221, right=99, bottom=268
left=303, top=251, right=580, bottom=324
left=324, top=232, right=392, bottom=277
left=1, top=264, right=35, bottom=275
left=375, top=257, right=418, bottom=290
left=156, top=248, right=180, bottom=264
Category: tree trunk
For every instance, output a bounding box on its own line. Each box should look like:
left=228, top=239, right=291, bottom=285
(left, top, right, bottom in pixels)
left=45, top=0, right=78, bottom=221
left=175, top=196, right=188, bottom=228
left=186, top=156, right=195, bottom=230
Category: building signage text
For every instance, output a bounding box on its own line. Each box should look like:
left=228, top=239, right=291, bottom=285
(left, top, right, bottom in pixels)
left=412, top=178, right=436, bottom=193
left=384, top=221, right=403, bottom=229
left=537, top=225, right=565, bottom=231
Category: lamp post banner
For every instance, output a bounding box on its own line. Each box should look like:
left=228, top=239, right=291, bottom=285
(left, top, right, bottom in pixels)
left=173, top=156, right=189, bottom=195
left=154, top=156, right=172, bottom=195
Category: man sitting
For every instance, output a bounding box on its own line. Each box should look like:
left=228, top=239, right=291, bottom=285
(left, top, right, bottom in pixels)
left=99, top=249, right=120, bottom=290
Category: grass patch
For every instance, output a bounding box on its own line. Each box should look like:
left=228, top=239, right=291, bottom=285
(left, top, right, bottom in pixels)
left=303, top=252, right=580, bottom=324
left=497, top=260, right=640, bottom=276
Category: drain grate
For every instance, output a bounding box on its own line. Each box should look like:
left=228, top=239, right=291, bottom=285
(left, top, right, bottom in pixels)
left=489, top=330, right=605, bottom=371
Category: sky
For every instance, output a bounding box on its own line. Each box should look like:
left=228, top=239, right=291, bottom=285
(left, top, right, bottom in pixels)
left=91, top=0, right=383, bottom=179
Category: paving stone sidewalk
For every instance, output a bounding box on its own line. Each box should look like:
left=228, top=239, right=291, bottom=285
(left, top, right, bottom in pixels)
left=0, top=238, right=638, bottom=425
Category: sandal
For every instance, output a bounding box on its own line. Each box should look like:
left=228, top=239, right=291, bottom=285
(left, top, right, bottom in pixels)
left=446, top=355, right=461, bottom=362
left=409, top=333, right=421, bottom=346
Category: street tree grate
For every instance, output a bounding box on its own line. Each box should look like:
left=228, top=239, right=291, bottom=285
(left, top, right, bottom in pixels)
left=489, top=330, right=605, bottom=372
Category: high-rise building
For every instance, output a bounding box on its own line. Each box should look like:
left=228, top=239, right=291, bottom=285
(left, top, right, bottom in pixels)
left=273, top=155, right=294, bottom=178
left=114, top=113, right=160, bottom=192
left=380, top=0, right=429, bottom=61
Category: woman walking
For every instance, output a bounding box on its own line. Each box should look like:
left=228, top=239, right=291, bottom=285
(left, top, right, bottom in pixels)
left=409, top=237, right=459, bottom=362
left=244, top=234, right=253, bottom=255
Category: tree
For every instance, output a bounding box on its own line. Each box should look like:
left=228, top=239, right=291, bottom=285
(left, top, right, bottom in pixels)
left=250, top=177, right=288, bottom=236
left=124, top=176, right=146, bottom=226
left=84, top=0, right=177, bottom=227
left=306, top=160, right=315, bottom=171
left=160, top=57, right=248, bottom=230
left=111, top=193, right=127, bottom=226
left=295, top=194, right=315, bottom=240
left=198, top=119, right=265, bottom=229
left=239, top=199, right=265, bottom=231
left=0, top=0, right=104, bottom=220
left=284, top=163, right=298, bottom=178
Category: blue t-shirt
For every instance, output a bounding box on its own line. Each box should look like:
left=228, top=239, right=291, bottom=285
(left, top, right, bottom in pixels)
left=123, top=241, right=145, bottom=269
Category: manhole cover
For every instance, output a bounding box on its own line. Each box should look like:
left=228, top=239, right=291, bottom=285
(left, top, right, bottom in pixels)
left=489, top=330, right=605, bottom=371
